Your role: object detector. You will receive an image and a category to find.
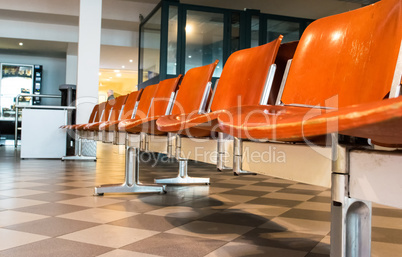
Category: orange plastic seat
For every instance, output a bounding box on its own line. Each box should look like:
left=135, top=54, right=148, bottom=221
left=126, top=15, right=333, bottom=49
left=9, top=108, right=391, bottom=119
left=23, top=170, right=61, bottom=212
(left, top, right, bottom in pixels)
left=84, top=95, right=128, bottom=131
left=99, top=89, right=143, bottom=132
left=156, top=36, right=283, bottom=136
left=217, top=0, right=402, bottom=146
left=63, top=103, right=99, bottom=130
left=74, top=101, right=107, bottom=131
left=118, top=60, right=218, bottom=135
left=100, top=83, right=159, bottom=134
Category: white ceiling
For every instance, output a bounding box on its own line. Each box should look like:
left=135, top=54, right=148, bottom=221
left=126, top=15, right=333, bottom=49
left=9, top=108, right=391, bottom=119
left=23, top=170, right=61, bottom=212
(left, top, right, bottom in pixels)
left=0, top=0, right=373, bottom=71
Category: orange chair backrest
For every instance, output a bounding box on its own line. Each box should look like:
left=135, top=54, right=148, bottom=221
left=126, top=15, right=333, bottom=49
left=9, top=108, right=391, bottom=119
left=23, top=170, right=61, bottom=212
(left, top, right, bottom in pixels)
left=171, top=61, right=219, bottom=115
left=133, top=84, right=158, bottom=120
left=109, top=95, right=128, bottom=122
left=210, top=37, right=283, bottom=111
left=101, top=99, right=116, bottom=122
left=281, top=0, right=402, bottom=108
left=120, top=89, right=143, bottom=120
left=87, top=104, right=99, bottom=123
left=94, top=102, right=107, bottom=122
left=148, top=76, right=182, bottom=117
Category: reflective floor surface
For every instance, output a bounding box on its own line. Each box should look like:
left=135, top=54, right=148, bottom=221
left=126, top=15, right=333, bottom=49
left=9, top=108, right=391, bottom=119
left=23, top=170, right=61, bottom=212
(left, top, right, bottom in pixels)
left=0, top=143, right=401, bottom=256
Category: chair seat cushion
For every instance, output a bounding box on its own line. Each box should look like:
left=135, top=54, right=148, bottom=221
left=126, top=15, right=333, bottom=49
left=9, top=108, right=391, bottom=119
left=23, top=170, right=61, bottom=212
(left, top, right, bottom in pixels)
left=217, top=97, right=402, bottom=145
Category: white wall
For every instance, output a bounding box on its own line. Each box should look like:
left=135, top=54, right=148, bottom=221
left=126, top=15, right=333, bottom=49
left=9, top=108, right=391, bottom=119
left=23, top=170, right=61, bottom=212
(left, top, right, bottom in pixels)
left=0, top=54, right=66, bottom=106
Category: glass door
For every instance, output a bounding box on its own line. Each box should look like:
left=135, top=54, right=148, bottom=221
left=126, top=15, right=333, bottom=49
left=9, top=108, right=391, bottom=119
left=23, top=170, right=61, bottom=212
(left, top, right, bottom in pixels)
left=184, top=10, right=225, bottom=78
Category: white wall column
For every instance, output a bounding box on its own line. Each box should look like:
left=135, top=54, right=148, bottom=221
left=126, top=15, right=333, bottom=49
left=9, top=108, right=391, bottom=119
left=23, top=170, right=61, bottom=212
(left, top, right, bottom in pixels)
left=76, top=0, right=102, bottom=124
left=66, top=43, right=78, bottom=85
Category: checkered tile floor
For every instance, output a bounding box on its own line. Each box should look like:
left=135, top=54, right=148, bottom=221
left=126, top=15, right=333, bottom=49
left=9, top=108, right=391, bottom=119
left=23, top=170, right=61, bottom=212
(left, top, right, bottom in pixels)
left=1, top=143, right=402, bottom=256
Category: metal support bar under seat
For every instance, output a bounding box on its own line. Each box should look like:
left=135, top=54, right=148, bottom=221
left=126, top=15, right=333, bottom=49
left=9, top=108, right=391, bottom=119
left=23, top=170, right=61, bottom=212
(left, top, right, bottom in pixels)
left=217, top=132, right=230, bottom=171
left=167, top=132, right=175, bottom=158
left=233, top=137, right=257, bottom=175
left=94, top=144, right=166, bottom=195
left=330, top=133, right=372, bottom=257
left=154, top=134, right=210, bottom=185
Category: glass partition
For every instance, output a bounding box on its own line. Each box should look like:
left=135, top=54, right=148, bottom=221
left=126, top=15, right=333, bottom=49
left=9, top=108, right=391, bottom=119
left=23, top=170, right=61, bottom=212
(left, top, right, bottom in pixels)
left=230, top=12, right=241, bottom=54
left=267, top=19, right=300, bottom=43
left=167, top=6, right=178, bottom=75
left=138, top=1, right=312, bottom=86
left=139, top=8, right=161, bottom=83
left=250, top=15, right=260, bottom=47
left=185, top=10, right=224, bottom=77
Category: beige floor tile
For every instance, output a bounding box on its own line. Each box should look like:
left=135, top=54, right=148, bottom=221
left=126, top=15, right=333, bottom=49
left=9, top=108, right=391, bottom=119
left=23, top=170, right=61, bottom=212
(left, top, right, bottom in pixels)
left=58, top=196, right=124, bottom=207
left=59, top=224, right=158, bottom=248
left=146, top=206, right=215, bottom=219
left=58, top=208, right=137, bottom=223
left=97, top=249, right=162, bottom=257
left=317, top=190, right=331, bottom=197
left=0, top=198, right=47, bottom=209
left=57, top=188, right=95, bottom=196
left=287, top=183, right=328, bottom=191
left=372, top=216, right=402, bottom=230
left=0, top=188, right=46, bottom=197
left=372, top=241, right=402, bottom=257
left=0, top=228, right=49, bottom=251
left=166, top=221, right=253, bottom=241
left=0, top=210, right=48, bottom=226
left=205, top=242, right=307, bottom=257
left=58, top=181, right=99, bottom=187
left=5, top=181, right=47, bottom=189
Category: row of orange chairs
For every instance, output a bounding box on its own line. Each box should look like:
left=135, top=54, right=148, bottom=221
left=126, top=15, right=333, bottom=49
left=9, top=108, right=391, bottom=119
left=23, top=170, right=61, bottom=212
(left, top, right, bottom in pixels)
left=63, top=0, right=402, bottom=255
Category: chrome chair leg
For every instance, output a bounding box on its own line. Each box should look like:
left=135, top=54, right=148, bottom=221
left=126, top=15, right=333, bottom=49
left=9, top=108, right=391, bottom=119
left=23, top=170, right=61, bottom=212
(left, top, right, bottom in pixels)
left=94, top=145, right=166, bottom=195
left=155, top=134, right=210, bottom=185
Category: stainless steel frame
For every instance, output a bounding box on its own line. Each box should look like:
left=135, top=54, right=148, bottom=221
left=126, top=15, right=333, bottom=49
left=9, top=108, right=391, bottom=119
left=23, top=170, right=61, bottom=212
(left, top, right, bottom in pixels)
left=233, top=137, right=257, bottom=175
left=259, top=64, right=277, bottom=105
left=154, top=134, right=210, bottom=185
left=94, top=134, right=166, bottom=195
left=330, top=133, right=372, bottom=257
left=275, top=59, right=292, bottom=105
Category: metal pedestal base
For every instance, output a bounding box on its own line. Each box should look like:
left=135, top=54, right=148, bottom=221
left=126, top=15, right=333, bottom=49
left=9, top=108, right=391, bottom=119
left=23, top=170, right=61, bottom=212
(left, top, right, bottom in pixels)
left=155, top=159, right=210, bottom=185
left=94, top=146, right=166, bottom=195
left=331, top=196, right=372, bottom=257
left=95, top=182, right=166, bottom=195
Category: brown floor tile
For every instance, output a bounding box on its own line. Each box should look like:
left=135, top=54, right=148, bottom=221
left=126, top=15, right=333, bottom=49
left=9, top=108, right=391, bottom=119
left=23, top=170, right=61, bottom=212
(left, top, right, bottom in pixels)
left=122, top=233, right=227, bottom=257
left=109, top=214, right=192, bottom=232
left=4, top=217, right=98, bottom=237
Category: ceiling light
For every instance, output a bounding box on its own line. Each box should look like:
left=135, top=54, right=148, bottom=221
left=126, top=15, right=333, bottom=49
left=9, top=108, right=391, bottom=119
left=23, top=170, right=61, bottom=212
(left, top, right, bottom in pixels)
left=129, top=59, right=133, bottom=63
left=109, top=77, right=113, bottom=79
left=113, top=70, right=120, bottom=73
left=19, top=42, right=23, bottom=46
left=98, top=72, right=102, bottom=76
left=188, top=55, right=192, bottom=58
left=116, top=73, right=122, bottom=77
